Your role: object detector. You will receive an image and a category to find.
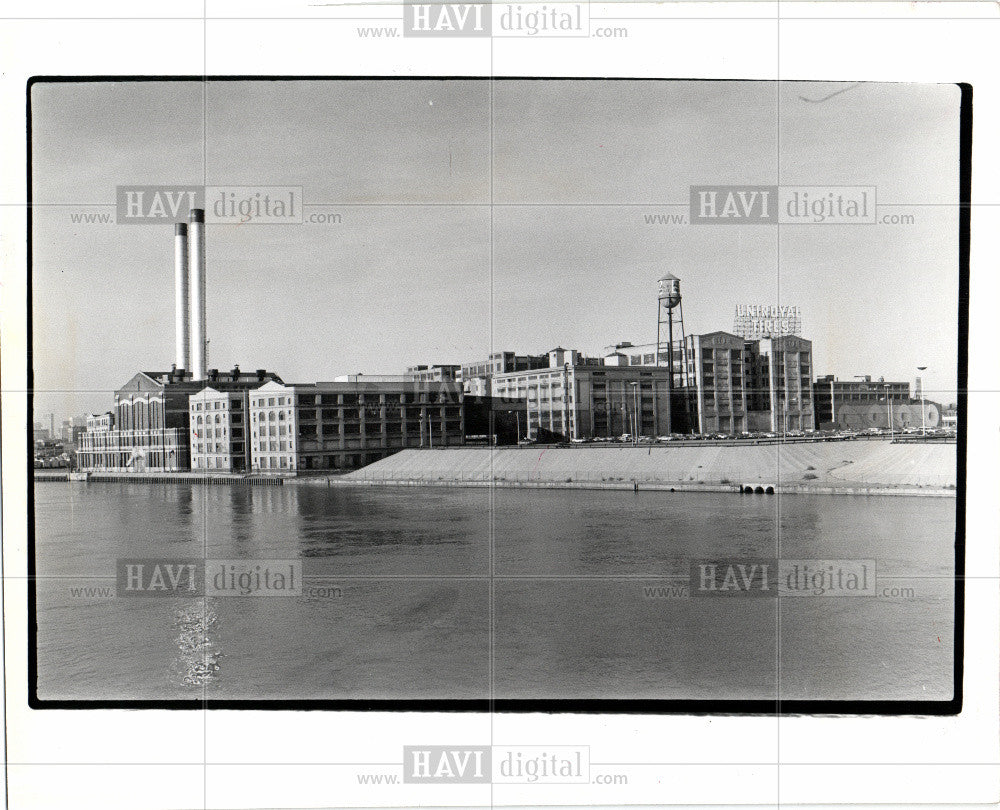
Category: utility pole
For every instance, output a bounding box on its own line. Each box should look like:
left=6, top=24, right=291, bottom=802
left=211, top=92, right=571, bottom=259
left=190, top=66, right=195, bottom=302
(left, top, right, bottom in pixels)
left=630, top=381, right=639, bottom=445
left=917, top=366, right=928, bottom=436
left=883, top=384, right=894, bottom=441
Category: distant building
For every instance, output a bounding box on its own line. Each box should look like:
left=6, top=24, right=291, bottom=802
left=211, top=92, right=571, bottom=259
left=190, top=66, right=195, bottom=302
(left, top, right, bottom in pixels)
left=813, top=374, right=939, bottom=430
left=490, top=362, right=673, bottom=441
left=940, top=406, right=957, bottom=428
left=602, top=341, right=661, bottom=367
left=600, top=333, right=815, bottom=434
left=332, top=374, right=413, bottom=384
left=814, top=375, right=908, bottom=430
left=248, top=378, right=465, bottom=473
left=458, top=351, right=549, bottom=393
left=464, top=377, right=490, bottom=397
left=406, top=364, right=460, bottom=383
left=86, top=412, right=114, bottom=431
left=58, top=416, right=88, bottom=445
left=77, top=413, right=115, bottom=469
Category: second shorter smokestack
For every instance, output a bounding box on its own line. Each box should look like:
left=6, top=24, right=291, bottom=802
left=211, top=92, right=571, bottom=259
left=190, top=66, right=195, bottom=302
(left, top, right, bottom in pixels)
left=174, top=223, right=190, bottom=372
left=188, top=209, right=207, bottom=381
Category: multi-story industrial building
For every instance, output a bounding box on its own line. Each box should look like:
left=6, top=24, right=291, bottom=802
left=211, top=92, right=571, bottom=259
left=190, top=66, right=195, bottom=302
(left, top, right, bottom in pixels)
left=490, top=360, right=673, bottom=441
left=600, top=333, right=815, bottom=434
left=77, top=367, right=283, bottom=472
left=682, top=332, right=749, bottom=434
left=188, top=387, right=253, bottom=472
left=458, top=351, right=550, bottom=394
left=406, top=364, right=460, bottom=383
left=77, top=370, right=191, bottom=471
left=459, top=351, right=549, bottom=381
left=76, top=412, right=115, bottom=469
left=812, top=374, right=939, bottom=430
left=78, top=211, right=288, bottom=472
left=742, top=335, right=815, bottom=433
left=813, top=375, right=909, bottom=428
left=86, top=412, right=114, bottom=431
left=248, top=378, right=465, bottom=473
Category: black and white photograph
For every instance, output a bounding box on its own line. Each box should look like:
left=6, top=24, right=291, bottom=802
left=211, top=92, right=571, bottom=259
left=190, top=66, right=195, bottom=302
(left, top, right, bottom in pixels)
left=28, top=77, right=963, bottom=707
left=2, top=5, right=997, bottom=809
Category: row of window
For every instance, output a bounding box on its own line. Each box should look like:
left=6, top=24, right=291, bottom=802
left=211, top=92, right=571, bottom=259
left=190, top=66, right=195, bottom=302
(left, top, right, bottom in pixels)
left=254, top=455, right=293, bottom=470
left=250, top=392, right=461, bottom=408
left=193, top=413, right=242, bottom=425
left=192, top=400, right=241, bottom=411
left=193, top=443, right=235, bottom=454
left=195, top=427, right=242, bottom=440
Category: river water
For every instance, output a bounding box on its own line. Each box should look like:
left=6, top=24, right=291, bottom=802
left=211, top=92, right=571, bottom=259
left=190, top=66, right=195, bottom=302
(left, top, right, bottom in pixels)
left=34, top=482, right=955, bottom=702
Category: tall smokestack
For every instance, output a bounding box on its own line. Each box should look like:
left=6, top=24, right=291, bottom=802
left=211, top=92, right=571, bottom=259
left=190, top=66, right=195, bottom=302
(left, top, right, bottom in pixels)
left=174, top=222, right=190, bottom=372
left=188, top=209, right=207, bottom=381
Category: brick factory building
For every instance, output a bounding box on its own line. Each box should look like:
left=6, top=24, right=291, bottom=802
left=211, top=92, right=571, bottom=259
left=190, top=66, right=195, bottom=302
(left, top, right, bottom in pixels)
left=77, top=367, right=283, bottom=472
left=248, top=378, right=465, bottom=473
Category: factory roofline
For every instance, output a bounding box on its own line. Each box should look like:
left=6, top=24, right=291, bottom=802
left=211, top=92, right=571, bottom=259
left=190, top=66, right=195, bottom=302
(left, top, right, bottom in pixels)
left=126, top=368, right=284, bottom=390
left=247, top=378, right=462, bottom=390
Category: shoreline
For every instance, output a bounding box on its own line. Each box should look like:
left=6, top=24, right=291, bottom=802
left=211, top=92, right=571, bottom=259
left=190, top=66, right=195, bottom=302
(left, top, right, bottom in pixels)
left=35, top=439, right=958, bottom=498
left=318, top=476, right=955, bottom=498
left=34, top=470, right=956, bottom=497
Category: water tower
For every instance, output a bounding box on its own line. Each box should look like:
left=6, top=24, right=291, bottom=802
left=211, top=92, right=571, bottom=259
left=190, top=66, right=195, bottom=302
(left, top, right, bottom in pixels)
left=656, top=273, right=689, bottom=432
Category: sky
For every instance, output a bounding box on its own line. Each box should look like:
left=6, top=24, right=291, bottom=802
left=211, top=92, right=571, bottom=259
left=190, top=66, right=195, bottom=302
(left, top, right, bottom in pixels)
left=29, top=79, right=962, bottom=422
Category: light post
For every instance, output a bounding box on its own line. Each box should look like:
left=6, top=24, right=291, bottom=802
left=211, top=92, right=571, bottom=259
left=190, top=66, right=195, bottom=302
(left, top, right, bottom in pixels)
left=618, top=380, right=631, bottom=441
left=630, top=382, right=639, bottom=446
left=882, top=383, right=894, bottom=441
left=917, top=366, right=928, bottom=436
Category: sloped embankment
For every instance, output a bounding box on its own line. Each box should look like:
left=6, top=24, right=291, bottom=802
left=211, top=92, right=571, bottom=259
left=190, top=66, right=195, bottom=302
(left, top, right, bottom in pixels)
left=342, top=442, right=955, bottom=490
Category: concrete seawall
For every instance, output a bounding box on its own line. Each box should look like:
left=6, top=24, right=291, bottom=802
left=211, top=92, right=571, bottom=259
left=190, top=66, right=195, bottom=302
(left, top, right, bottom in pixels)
left=336, top=442, right=957, bottom=497
left=33, top=471, right=286, bottom=485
